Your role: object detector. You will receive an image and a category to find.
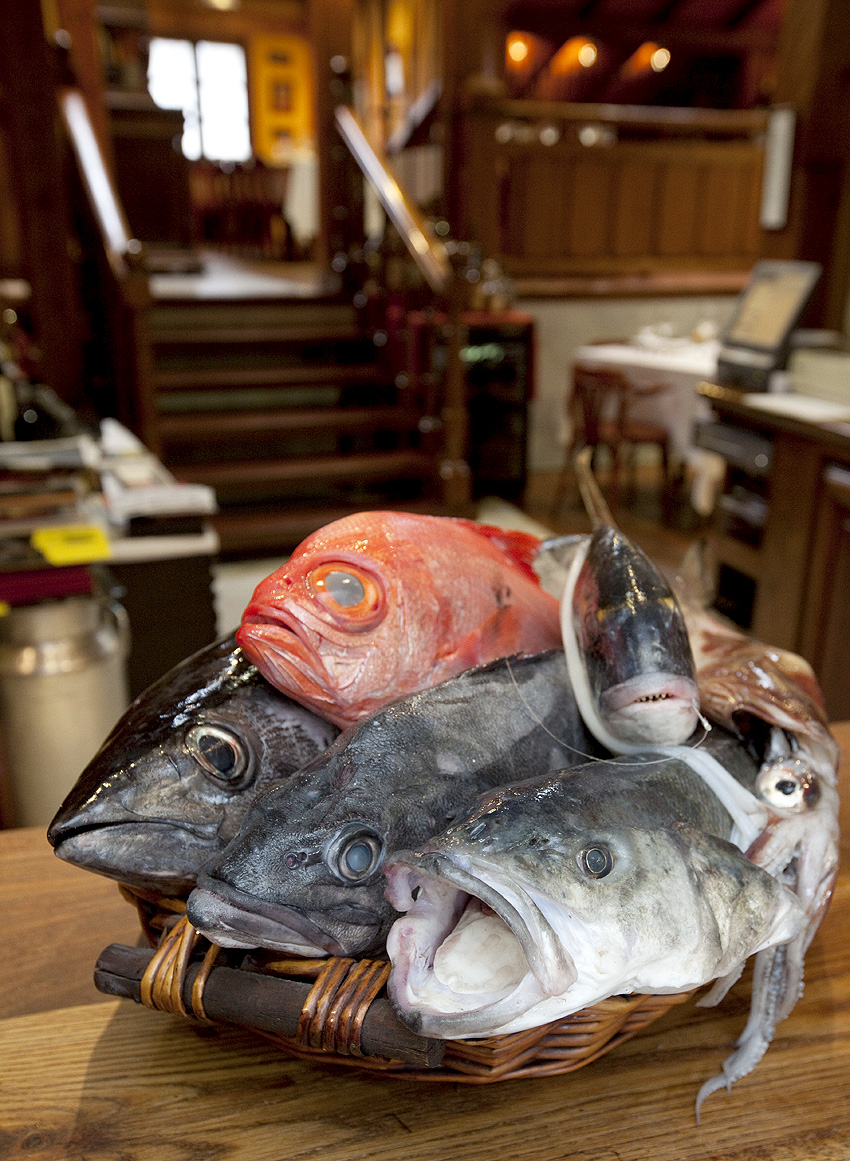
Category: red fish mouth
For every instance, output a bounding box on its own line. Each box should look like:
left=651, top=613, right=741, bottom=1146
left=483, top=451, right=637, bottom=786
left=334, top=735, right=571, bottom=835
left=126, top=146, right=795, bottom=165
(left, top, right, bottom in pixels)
left=238, top=610, right=333, bottom=710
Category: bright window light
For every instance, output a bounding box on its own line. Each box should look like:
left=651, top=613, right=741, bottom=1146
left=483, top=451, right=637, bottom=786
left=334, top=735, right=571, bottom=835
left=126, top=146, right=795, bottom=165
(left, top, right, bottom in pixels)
left=148, top=37, right=251, bottom=162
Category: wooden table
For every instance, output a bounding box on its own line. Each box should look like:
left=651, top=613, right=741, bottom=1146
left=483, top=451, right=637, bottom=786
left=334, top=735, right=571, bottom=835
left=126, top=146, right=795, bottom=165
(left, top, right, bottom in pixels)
left=2, top=726, right=849, bottom=1161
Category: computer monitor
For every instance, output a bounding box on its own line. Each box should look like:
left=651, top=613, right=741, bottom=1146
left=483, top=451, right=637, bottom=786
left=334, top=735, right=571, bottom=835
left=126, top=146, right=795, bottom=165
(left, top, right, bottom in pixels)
left=717, top=260, right=821, bottom=391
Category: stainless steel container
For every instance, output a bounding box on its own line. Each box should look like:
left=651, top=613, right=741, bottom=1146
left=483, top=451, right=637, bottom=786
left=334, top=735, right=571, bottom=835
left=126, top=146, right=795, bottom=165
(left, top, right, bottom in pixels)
left=0, top=595, right=130, bottom=827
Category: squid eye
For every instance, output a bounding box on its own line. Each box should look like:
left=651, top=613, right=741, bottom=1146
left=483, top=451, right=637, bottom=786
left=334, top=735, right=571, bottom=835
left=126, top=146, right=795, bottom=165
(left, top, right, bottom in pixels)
left=186, top=725, right=251, bottom=789
left=578, top=845, right=614, bottom=878
left=756, top=761, right=819, bottom=810
left=319, top=570, right=366, bottom=607
left=325, top=823, right=384, bottom=882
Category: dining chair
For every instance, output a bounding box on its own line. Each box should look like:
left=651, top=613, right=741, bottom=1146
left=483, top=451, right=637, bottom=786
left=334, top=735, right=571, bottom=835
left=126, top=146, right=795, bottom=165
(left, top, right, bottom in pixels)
left=551, top=363, right=672, bottom=516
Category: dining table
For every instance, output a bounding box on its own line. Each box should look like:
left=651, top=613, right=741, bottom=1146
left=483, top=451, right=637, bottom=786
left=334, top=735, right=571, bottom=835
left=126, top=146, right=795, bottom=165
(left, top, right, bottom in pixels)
left=571, top=336, right=720, bottom=468
left=2, top=723, right=849, bottom=1161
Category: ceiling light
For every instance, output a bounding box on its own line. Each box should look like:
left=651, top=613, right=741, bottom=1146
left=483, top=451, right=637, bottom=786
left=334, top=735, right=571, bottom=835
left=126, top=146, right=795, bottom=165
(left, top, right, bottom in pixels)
left=578, top=42, right=597, bottom=68
left=651, top=47, right=671, bottom=72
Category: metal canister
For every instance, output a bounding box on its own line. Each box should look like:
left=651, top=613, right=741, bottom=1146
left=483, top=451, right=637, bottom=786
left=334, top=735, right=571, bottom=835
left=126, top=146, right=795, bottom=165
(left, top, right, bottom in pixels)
left=0, top=595, right=130, bottom=827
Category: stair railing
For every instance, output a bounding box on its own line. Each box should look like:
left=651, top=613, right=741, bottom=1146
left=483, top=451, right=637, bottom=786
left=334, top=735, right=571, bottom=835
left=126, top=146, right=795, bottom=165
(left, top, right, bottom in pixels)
left=57, top=85, right=160, bottom=452
left=334, top=104, right=472, bottom=510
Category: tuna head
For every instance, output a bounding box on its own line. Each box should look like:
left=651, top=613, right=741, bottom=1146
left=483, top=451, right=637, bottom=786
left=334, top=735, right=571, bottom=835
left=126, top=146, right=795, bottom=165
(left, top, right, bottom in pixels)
left=385, top=763, right=804, bottom=1040
left=47, top=637, right=337, bottom=896
left=237, top=510, right=560, bottom=728
left=186, top=744, right=480, bottom=958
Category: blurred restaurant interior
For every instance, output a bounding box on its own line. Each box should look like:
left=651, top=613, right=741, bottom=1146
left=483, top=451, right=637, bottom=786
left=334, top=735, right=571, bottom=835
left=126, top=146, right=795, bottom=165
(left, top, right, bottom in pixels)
left=2, top=0, right=850, bottom=827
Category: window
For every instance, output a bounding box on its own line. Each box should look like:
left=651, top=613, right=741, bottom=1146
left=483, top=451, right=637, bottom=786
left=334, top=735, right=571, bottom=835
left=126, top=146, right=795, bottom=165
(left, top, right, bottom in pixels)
left=147, top=38, right=251, bottom=163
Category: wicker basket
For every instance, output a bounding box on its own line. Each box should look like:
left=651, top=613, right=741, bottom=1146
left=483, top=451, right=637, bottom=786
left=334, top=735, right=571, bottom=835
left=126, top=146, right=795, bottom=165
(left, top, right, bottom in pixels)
left=98, top=887, right=694, bottom=1084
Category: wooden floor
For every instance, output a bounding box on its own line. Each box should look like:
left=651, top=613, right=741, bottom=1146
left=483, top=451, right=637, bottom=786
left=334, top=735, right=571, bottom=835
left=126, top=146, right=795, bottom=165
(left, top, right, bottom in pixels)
left=523, top=463, right=706, bottom=580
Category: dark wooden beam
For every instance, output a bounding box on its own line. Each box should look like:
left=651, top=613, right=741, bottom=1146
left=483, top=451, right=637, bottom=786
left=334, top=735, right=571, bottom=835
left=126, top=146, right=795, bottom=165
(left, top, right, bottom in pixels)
left=760, top=0, right=850, bottom=328
left=0, top=2, right=88, bottom=405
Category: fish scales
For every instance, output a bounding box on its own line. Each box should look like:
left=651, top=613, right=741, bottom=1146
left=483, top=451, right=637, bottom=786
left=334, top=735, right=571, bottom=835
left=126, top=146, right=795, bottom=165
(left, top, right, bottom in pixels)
left=186, top=650, right=605, bottom=958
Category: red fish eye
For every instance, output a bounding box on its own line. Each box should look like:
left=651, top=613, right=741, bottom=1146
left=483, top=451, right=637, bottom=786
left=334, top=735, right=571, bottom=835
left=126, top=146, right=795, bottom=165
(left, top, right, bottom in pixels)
left=309, top=564, right=382, bottom=621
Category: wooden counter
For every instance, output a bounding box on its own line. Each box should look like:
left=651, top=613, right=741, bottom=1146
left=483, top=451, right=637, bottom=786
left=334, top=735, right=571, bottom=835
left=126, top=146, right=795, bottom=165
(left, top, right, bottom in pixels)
left=2, top=726, right=849, bottom=1160
left=699, top=383, right=850, bottom=720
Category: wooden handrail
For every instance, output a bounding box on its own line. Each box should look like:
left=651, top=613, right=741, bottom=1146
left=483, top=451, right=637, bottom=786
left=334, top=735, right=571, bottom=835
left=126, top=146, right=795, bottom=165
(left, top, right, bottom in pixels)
left=57, top=87, right=143, bottom=280
left=463, top=94, right=771, bottom=138
left=334, top=105, right=452, bottom=294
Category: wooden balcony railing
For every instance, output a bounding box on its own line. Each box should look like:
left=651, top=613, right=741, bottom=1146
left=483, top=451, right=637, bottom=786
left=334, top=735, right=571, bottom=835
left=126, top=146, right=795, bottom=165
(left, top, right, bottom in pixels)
left=455, top=97, right=771, bottom=282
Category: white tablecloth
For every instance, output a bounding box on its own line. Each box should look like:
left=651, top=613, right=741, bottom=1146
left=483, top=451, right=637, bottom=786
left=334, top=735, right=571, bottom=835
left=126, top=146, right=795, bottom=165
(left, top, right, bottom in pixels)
left=571, top=339, right=720, bottom=463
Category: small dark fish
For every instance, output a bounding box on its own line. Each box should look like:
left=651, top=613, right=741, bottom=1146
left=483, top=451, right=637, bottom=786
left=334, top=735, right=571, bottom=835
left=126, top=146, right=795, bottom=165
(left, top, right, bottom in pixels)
left=47, top=636, right=338, bottom=896
left=187, top=651, right=604, bottom=957
left=384, top=733, right=803, bottom=1111
left=536, top=450, right=699, bottom=752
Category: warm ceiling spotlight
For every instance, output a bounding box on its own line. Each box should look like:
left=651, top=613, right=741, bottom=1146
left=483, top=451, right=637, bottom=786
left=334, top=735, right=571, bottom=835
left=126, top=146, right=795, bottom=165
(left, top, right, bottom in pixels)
left=651, top=46, right=671, bottom=72
left=578, top=41, right=598, bottom=68
left=507, top=34, right=531, bottom=64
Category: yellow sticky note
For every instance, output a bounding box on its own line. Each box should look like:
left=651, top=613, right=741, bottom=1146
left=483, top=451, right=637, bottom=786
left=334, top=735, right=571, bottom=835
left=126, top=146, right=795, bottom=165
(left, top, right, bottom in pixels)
left=31, top=524, right=112, bottom=565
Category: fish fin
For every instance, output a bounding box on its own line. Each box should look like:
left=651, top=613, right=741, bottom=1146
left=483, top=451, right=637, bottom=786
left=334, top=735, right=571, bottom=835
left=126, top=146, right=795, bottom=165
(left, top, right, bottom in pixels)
left=533, top=535, right=588, bottom=599
left=454, top=520, right=543, bottom=582
left=574, top=446, right=617, bottom=530
left=671, top=538, right=717, bottom=616
left=443, top=605, right=522, bottom=669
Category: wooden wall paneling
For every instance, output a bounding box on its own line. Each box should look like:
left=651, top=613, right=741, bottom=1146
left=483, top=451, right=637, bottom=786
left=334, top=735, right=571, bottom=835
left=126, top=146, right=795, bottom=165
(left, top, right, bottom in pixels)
left=515, top=153, right=571, bottom=260
left=461, top=120, right=502, bottom=257
left=751, top=432, right=821, bottom=651
left=656, top=159, right=700, bottom=257
left=611, top=156, right=658, bottom=258
left=0, top=2, right=87, bottom=406
left=567, top=155, right=612, bottom=258
left=698, top=160, right=748, bottom=257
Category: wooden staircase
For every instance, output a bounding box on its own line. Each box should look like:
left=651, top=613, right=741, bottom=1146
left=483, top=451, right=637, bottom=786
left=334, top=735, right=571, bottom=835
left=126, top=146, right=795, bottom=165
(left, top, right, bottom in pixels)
left=144, top=292, right=446, bottom=555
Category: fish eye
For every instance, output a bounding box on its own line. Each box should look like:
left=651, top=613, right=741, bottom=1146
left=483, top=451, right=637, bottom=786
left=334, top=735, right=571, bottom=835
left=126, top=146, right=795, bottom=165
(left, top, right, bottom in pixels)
left=186, top=725, right=251, bottom=789
left=308, top=564, right=383, bottom=624
left=578, top=845, right=614, bottom=878
left=320, top=570, right=365, bottom=606
left=325, top=822, right=384, bottom=882
left=756, top=761, right=819, bottom=810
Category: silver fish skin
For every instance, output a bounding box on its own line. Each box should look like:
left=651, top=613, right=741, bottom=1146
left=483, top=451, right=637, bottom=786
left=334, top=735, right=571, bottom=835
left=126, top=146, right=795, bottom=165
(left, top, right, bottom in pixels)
left=384, top=739, right=803, bottom=1046
left=538, top=527, right=700, bottom=752
left=186, top=650, right=605, bottom=958
left=47, top=636, right=338, bottom=896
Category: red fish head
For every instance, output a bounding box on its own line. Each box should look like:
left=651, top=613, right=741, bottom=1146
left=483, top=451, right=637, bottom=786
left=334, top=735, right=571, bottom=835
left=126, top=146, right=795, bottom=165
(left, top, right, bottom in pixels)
left=237, top=514, right=443, bottom=727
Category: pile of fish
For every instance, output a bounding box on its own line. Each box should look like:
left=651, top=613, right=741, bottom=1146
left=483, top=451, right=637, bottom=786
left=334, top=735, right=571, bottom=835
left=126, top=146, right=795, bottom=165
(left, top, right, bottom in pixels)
left=48, top=480, right=839, bottom=1116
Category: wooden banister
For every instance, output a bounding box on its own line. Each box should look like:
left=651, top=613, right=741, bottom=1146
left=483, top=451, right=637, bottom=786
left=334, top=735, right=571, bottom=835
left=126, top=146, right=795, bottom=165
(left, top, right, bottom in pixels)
left=57, top=87, right=144, bottom=281
left=334, top=105, right=452, bottom=294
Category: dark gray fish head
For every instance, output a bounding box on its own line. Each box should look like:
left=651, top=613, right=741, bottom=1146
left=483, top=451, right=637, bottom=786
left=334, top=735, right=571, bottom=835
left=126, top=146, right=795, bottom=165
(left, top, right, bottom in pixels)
left=564, top=526, right=699, bottom=750
left=385, top=761, right=803, bottom=1040
left=47, top=636, right=337, bottom=896
left=187, top=739, right=477, bottom=958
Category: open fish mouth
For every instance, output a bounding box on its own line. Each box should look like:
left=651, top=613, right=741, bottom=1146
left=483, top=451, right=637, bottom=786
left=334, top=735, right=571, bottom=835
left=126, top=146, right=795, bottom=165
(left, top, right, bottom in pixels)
left=599, top=674, right=700, bottom=745
left=188, top=874, right=347, bottom=957
left=384, top=851, right=577, bottom=1038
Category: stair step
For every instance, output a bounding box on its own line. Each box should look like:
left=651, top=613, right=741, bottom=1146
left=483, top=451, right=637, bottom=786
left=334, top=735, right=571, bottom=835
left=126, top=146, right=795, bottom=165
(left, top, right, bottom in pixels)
left=153, top=362, right=389, bottom=391
left=212, top=499, right=448, bottom=556
left=151, top=323, right=363, bottom=346
left=173, top=450, right=434, bottom=489
left=159, top=407, right=426, bottom=441
left=148, top=301, right=356, bottom=332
